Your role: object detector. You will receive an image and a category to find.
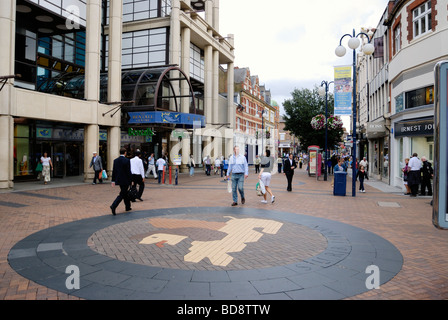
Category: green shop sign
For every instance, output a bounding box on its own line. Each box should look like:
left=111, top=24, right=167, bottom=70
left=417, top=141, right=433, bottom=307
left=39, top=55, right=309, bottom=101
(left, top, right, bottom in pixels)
left=128, top=128, right=155, bottom=137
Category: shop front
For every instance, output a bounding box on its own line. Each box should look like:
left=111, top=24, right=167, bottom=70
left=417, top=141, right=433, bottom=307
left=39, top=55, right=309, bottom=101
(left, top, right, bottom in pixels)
left=392, top=116, right=434, bottom=188
left=13, top=119, right=108, bottom=181
left=366, top=119, right=389, bottom=183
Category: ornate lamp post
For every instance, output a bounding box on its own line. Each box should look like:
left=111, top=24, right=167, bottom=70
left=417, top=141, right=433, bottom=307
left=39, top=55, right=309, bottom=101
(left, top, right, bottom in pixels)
left=335, top=29, right=374, bottom=197
left=318, top=81, right=334, bottom=181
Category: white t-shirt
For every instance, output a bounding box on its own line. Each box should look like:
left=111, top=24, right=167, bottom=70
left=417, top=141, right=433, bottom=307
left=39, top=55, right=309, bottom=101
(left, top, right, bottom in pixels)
left=41, top=157, right=51, bottom=166
left=156, top=158, right=166, bottom=171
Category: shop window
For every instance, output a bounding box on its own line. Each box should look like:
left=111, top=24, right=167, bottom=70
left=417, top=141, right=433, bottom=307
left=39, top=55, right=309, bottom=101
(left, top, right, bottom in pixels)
left=14, top=125, right=33, bottom=177
left=405, top=86, right=434, bottom=109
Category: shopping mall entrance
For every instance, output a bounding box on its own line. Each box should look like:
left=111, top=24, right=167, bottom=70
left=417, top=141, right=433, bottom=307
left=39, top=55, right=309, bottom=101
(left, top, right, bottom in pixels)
left=37, top=142, right=84, bottom=178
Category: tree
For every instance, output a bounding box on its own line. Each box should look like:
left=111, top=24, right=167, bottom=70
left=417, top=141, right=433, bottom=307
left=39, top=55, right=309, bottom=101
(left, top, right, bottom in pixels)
left=283, top=86, right=344, bottom=151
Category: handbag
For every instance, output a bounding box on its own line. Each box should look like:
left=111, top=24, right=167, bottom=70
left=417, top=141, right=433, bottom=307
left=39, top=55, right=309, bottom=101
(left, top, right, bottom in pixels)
left=102, top=170, right=107, bottom=179
left=36, top=162, right=43, bottom=172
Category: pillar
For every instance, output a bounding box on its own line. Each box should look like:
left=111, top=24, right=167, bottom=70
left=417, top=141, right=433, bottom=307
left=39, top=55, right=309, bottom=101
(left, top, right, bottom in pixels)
left=181, top=26, right=191, bottom=172
left=226, top=61, right=235, bottom=156
left=107, top=0, right=123, bottom=172
left=213, top=0, right=220, bottom=32
left=204, top=45, right=213, bottom=125
left=84, top=0, right=102, bottom=181
left=84, top=124, right=99, bottom=181
left=0, top=116, right=14, bottom=189
left=0, top=0, right=15, bottom=189
left=84, top=0, right=102, bottom=102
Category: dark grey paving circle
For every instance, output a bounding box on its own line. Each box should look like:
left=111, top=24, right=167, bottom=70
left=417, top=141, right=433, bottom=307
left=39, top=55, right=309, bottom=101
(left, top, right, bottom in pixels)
left=8, top=207, right=403, bottom=300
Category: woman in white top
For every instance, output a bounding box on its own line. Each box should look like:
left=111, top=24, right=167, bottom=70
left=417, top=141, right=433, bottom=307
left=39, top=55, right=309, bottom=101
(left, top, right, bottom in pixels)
left=40, top=152, right=53, bottom=184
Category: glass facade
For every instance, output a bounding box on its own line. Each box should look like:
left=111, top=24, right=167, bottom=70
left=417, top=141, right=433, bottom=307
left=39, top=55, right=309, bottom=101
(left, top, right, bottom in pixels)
left=27, top=0, right=87, bottom=27
left=105, top=28, right=168, bottom=70
left=106, top=0, right=171, bottom=23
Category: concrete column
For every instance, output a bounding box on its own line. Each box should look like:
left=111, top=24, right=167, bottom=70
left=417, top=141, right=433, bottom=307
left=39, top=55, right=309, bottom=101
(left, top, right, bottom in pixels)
left=181, top=27, right=191, bottom=114
left=226, top=62, right=235, bottom=156
left=205, top=0, right=213, bottom=27
left=181, top=26, right=191, bottom=172
left=108, top=126, right=121, bottom=175
left=204, top=45, right=213, bottom=125
left=0, top=116, right=14, bottom=189
left=107, top=0, right=122, bottom=103
left=0, top=0, right=15, bottom=82
left=213, top=0, right=220, bottom=32
left=84, top=0, right=102, bottom=101
left=170, top=0, right=181, bottom=112
left=212, top=50, right=219, bottom=124
left=0, top=0, right=15, bottom=189
left=84, top=124, right=99, bottom=181
left=107, top=0, right=123, bottom=167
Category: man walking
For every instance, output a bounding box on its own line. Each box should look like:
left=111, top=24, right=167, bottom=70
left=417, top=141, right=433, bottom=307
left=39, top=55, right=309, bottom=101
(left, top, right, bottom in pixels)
left=156, top=156, right=166, bottom=184
left=283, top=153, right=297, bottom=192
left=420, top=156, right=434, bottom=196
left=408, top=153, right=422, bottom=197
left=110, top=148, right=132, bottom=215
left=226, top=146, right=249, bottom=206
left=130, top=150, right=145, bottom=201
left=145, top=153, right=157, bottom=179
left=89, top=151, right=103, bottom=184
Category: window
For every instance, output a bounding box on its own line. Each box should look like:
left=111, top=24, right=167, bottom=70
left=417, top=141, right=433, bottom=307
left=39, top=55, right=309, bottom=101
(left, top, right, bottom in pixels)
left=113, top=28, right=168, bottom=69
left=190, top=43, right=205, bottom=82
left=413, top=1, right=432, bottom=38
left=393, top=24, right=401, bottom=55
left=109, top=0, right=171, bottom=23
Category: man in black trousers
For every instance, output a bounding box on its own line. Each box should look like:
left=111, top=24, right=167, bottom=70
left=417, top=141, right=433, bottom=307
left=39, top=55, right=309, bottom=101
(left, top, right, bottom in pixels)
left=110, top=148, right=133, bottom=215
left=283, top=153, right=297, bottom=192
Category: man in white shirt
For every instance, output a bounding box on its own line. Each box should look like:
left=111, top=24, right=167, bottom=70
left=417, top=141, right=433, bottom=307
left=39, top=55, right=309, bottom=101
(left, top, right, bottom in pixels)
left=130, top=150, right=145, bottom=201
left=408, top=153, right=422, bottom=197
left=145, top=153, right=158, bottom=179
left=359, top=157, right=368, bottom=172
left=156, top=156, right=166, bottom=184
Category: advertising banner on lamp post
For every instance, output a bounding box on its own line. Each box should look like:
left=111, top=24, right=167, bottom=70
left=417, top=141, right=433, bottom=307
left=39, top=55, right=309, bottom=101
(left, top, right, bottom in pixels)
left=334, top=66, right=352, bottom=116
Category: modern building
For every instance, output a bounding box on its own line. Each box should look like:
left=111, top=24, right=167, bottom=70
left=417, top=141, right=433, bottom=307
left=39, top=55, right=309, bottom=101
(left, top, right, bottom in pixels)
left=384, top=0, right=447, bottom=189
left=278, top=118, right=298, bottom=156
left=0, top=0, right=235, bottom=188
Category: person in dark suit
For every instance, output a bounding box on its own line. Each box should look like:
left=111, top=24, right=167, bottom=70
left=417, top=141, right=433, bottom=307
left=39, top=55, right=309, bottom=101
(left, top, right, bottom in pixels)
left=283, top=153, right=297, bottom=192
left=110, top=148, right=132, bottom=215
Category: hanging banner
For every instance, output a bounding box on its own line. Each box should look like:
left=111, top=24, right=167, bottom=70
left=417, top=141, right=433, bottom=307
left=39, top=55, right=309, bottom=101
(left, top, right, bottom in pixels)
left=334, top=66, right=352, bottom=116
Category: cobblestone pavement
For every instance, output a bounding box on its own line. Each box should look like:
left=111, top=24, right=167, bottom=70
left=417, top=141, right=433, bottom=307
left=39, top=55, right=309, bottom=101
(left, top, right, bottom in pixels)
left=0, top=166, right=447, bottom=300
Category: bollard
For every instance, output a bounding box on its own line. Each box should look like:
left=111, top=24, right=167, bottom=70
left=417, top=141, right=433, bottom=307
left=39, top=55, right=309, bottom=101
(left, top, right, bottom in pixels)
left=162, top=167, right=165, bottom=184
left=175, top=166, right=178, bottom=185
left=169, top=166, right=172, bottom=185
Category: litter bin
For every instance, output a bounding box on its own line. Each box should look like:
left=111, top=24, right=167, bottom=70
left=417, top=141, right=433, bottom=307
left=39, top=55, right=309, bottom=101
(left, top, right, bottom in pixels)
left=333, top=171, right=347, bottom=196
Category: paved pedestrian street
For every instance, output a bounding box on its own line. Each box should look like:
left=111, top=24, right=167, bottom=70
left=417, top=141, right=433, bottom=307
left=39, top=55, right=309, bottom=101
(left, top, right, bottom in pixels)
left=0, top=167, right=447, bottom=301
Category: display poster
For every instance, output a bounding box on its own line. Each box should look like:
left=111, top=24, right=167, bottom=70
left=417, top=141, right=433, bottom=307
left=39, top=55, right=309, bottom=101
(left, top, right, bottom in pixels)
left=334, top=66, right=352, bottom=116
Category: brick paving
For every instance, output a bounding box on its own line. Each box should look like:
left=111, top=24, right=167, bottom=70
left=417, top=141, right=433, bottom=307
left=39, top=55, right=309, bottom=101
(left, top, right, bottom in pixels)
left=0, top=166, right=447, bottom=300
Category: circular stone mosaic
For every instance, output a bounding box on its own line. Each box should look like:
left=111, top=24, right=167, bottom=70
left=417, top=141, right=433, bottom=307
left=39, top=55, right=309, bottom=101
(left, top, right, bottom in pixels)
left=8, top=207, right=403, bottom=300
left=87, top=213, right=328, bottom=271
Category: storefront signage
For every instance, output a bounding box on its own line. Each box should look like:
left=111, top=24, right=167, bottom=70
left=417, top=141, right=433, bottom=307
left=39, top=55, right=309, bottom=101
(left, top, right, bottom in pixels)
left=128, top=111, right=206, bottom=127
left=394, top=118, right=434, bottom=137
left=366, top=121, right=387, bottom=139
left=128, top=128, right=154, bottom=137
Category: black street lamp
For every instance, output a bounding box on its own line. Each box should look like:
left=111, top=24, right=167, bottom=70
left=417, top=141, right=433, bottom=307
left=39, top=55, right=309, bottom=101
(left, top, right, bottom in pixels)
left=335, top=29, right=374, bottom=197
left=318, top=80, right=334, bottom=182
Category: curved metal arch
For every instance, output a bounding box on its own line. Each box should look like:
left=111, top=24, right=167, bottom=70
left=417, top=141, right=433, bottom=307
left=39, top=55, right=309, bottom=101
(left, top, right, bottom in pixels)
left=153, top=66, right=197, bottom=114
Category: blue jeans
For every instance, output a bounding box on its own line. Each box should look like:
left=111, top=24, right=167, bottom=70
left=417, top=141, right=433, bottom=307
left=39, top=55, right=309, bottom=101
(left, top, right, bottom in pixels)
left=231, top=173, right=245, bottom=203
left=189, top=167, right=194, bottom=176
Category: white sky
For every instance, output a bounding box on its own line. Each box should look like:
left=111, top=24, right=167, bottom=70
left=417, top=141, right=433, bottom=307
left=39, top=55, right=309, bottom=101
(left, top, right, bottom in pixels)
left=219, top=0, right=390, bottom=124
